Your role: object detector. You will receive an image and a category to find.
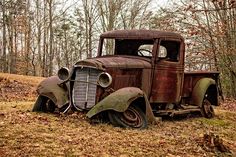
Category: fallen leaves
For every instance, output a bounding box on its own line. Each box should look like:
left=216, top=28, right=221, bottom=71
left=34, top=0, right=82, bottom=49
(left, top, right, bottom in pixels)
left=201, top=133, right=230, bottom=153
left=0, top=73, right=44, bottom=102
left=0, top=101, right=236, bottom=156
left=220, top=98, right=236, bottom=112
left=0, top=77, right=35, bottom=101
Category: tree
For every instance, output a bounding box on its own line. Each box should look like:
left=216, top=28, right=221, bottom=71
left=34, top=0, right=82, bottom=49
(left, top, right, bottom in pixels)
left=152, top=0, right=236, bottom=98
left=1, top=0, right=8, bottom=72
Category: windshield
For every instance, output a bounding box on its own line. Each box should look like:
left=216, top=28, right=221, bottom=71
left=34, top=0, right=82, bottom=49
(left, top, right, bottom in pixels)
left=100, top=38, right=154, bottom=57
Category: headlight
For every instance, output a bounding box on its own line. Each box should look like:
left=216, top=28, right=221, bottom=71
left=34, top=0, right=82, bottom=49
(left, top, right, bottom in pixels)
left=58, top=67, right=69, bottom=81
left=97, top=72, right=112, bottom=88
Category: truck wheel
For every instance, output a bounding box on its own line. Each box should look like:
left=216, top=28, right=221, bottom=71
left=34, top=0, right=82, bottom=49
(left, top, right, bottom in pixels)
left=32, top=95, right=56, bottom=113
left=201, top=98, right=215, bottom=118
left=108, top=105, right=147, bottom=129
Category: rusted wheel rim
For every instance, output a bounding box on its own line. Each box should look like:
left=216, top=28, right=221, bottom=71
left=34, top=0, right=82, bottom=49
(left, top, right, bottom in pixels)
left=203, top=99, right=214, bottom=117
left=120, top=107, right=143, bottom=128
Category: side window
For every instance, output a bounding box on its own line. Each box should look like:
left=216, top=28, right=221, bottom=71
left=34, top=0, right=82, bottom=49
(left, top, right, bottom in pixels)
left=158, top=40, right=180, bottom=62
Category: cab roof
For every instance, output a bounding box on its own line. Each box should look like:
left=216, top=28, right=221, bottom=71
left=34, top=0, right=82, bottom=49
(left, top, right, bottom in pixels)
left=100, top=30, right=184, bottom=40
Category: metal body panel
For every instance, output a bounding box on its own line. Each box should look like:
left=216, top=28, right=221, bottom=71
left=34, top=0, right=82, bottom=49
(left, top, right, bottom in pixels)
left=100, top=30, right=184, bottom=40
left=191, top=78, right=217, bottom=107
left=86, top=87, right=156, bottom=123
left=182, top=72, right=220, bottom=98
left=106, top=68, right=142, bottom=90
left=150, top=62, right=184, bottom=103
left=150, top=37, right=185, bottom=103
left=77, top=56, right=151, bottom=69
left=37, top=76, right=69, bottom=108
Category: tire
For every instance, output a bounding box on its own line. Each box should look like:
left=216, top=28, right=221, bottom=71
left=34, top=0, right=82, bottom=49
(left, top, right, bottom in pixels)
left=108, top=105, right=147, bottom=129
left=32, top=95, right=56, bottom=113
left=201, top=98, right=215, bottom=118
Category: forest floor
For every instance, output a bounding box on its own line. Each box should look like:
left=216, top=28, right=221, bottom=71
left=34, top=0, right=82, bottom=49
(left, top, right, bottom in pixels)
left=0, top=73, right=236, bottom=157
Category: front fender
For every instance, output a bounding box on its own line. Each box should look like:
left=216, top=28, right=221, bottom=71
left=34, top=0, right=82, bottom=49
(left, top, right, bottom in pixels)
left=191, top=78, right=216, bottom=107
left=37, top=76, right=69, bottom=108
left=86, top=87, right=156, bottom=124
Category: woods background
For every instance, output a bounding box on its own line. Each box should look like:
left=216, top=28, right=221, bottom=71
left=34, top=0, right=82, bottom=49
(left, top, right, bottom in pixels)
left=0, top=0, right=235, bottom=97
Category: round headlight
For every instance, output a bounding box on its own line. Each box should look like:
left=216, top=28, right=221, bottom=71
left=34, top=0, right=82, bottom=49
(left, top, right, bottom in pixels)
left=58, top=67, right=69, bottom=81
left=98, top=72, right=112, bottom=88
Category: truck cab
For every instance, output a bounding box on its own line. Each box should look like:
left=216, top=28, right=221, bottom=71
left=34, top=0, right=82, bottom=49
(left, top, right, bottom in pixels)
left=33, top=30, right=220, bottom=129
left=97, top=30, right=185, bottom=104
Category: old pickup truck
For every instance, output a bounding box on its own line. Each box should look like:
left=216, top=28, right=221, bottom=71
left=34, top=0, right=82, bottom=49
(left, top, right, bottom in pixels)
left=33, top=30, right=220, bottom=129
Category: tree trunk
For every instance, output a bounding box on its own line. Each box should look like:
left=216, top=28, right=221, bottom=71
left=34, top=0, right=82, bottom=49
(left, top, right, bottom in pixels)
left=48, top=0, right=54, bottom=76
left=2, top=0, right=7, bottom=72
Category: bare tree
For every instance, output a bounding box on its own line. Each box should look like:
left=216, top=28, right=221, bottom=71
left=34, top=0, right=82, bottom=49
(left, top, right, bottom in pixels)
left=1, top=0, right=8, bottom=72
left=154, top=0, right=236, bottom=98
left=48, top=0, right=54, bottom=76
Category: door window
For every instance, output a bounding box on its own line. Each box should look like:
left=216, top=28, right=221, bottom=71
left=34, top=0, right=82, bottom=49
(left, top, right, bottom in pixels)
left=158, top=40, right=180, bottom=62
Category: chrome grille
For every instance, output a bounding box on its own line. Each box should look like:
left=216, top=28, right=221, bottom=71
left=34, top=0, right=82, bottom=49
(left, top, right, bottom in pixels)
left=73, top=67, right=100, bottom=109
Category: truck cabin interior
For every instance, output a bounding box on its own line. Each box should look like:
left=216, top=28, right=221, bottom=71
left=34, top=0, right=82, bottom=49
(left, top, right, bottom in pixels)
left=114, top=39, right=154, bottom=57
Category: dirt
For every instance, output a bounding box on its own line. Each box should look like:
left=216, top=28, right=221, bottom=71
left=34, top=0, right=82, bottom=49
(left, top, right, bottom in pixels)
left=0, top=73, right=236, bottom=156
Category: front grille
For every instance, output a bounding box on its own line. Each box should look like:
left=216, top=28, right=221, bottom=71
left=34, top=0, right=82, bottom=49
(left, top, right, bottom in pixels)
left=72, top=67, right=101, bottom=109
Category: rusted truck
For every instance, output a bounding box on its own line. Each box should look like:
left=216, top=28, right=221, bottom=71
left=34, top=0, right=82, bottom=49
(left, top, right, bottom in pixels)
left=33, top=30, right=220, bottom=129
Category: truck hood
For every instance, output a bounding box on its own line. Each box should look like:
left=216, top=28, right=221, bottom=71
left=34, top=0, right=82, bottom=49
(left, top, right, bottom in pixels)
left=75, top=56, right=151, bottom=70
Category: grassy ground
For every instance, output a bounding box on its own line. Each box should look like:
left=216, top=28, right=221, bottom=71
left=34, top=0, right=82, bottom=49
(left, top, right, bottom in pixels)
left=0, top=73, right=236, bottom=156
left=0, top=101, right=236, bottom=157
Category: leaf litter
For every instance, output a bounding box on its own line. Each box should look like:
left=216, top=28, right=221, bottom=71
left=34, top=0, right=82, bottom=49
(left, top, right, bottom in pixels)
left=0, top=101, right=236, bottom=156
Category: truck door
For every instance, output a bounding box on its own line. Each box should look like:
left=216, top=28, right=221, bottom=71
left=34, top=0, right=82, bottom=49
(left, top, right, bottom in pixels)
left=150, top=38, right=184, bottom=103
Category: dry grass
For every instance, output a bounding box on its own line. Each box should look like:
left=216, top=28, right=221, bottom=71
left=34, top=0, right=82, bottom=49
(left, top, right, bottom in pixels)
left=0, top=101, right=236, bottom=157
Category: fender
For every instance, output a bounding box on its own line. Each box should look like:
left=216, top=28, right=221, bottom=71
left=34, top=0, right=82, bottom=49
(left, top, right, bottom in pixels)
left=37, top=76, right=69, bottom=108
left=191, top=78, right=217, bottom=107
left=86, top=87, right=156, bottom=124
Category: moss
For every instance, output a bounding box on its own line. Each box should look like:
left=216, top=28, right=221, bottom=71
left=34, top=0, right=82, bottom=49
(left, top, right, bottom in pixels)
left=199, top=118, right=230, bottom=127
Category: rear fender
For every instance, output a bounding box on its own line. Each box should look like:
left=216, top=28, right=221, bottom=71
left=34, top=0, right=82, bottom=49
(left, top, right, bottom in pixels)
left=86, top=87, right=156, bottom=124
left=37, top=76, right=69, bottom=108
left=191, top=78, right=218, bottom=107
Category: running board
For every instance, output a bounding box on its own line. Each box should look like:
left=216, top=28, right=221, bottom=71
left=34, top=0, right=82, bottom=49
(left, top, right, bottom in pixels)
left=169, top=108, right=200, bottom=117
left=153, top=108, right=201, bottom=117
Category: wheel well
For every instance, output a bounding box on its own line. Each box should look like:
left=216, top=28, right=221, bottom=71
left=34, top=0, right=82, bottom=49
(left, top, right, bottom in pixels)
left=41, top=93, right=57, bottom=106
left=206, top=85, right=218, bottom=106
left=131, top=97, right=146, bottom=113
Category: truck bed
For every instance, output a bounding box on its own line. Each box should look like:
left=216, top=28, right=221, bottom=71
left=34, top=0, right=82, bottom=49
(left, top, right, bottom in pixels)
left=182, top=71, right=220, bottom=98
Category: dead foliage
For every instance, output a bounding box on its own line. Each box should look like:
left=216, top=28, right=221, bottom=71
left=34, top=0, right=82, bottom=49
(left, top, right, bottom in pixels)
left=0, top=73, right=44, bottom=86
left=220, top=98, right=236, bottom=112
left=0, top=73, right=44, bottom=101
left=0, top=102, right=236, bottom=156
left=199, top=133, right=231, bottom=153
